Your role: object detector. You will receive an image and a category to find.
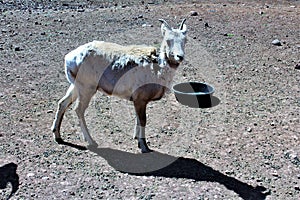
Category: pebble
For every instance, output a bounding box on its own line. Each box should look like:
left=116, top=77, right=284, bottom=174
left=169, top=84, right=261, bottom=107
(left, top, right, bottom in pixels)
left=271, top=171, right=279, bottom=177
left=190, top=11, right=198, bottom=16
left=14, top=46, right=21, bottom=51
left=42, top=176, right=50, bottom=180
left=225, top=170, right=234, bottom=175
left=142, top=24, right=153, bottom=27
left=27, top=172, right=35, bottom=178
left=272, top=39, right=282, bottom=46
left=60, top=181, right=71, bottom=186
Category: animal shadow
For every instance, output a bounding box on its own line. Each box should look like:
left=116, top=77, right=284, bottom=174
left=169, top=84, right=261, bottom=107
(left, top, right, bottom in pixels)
left=0, top=163, right=19, bottom=200
left=88, top=147, right=270, bottom=200
left=56, top=139, right=88, bottom=151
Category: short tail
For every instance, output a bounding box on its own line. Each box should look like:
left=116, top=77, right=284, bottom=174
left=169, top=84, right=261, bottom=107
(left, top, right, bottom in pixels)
left=65, top=59, right=78, bottom=84
left=64, top=47, right=87, bottom=84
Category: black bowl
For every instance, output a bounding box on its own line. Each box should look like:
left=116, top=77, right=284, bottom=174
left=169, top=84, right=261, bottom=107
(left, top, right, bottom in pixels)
left=172, top=82, right=215, bottom=108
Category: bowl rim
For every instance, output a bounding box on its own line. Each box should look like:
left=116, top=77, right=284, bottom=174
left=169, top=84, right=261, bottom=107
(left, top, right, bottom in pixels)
left=172, top=81, right=215, bottom=95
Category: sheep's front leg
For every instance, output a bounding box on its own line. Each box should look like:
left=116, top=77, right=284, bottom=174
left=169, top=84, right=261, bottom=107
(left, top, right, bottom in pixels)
left=134, top=101, right=152, bottom=153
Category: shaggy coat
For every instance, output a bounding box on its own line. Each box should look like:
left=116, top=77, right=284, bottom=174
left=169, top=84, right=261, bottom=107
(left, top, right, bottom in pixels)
left=52, top=19, right=187, bottom=153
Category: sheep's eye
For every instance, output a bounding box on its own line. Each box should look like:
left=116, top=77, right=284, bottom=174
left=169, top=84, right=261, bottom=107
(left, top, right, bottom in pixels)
left=166, top=39, right=173, bottom=45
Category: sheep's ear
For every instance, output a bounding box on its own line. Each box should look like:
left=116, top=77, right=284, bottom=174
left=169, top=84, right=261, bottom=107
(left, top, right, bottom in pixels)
left=161, top=23, right=167, bottom=36
left=181, top=24, right=187, bottom=35
left=159, top=19, right=171, bottom=36
left=179, top=19, right=187, bottom=34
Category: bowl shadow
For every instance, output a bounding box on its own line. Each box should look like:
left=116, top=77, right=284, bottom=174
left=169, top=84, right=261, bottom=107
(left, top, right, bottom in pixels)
left=176, top=95, right=221, bottom=108
left=88, top=146, right=270, bottom=200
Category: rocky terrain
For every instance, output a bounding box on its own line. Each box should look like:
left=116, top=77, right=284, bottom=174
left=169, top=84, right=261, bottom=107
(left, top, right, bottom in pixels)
left=0, top=0, right=299, bottom=199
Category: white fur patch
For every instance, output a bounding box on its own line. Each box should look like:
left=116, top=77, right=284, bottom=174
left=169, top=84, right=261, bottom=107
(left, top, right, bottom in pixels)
left=64, top=43, right=92, bottom=83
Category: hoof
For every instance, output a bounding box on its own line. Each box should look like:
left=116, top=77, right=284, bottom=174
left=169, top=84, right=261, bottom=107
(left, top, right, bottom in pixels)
left=138, top=138, right=152, bottom=153
left=55, top=138, right=64, bottom=144
left=141, top=148, right=153, bottom=153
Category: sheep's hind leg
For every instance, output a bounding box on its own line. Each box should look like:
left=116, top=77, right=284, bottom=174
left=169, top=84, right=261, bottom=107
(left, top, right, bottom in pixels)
left=75, top=87, right=98, bottom=147
left=134, top=101, right=152, bottom=153
left=52, top=84, right=77, bottom=143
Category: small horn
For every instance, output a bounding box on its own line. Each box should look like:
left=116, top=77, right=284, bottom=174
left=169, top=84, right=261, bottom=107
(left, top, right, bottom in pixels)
left=159, top=19, right=172, bottom=30
left=179, top=18, right=186, bottom=30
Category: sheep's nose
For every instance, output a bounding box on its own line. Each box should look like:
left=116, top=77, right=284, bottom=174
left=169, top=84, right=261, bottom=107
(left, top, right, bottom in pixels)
left=176, top=55, right=184, bottom=62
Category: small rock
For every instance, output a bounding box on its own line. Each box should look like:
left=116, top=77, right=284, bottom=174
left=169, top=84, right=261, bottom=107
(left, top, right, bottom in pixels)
left=271, top=171, right=279, bottom=177
left=247, top=127, right=252, bottom=132
left=27, top=172, right=35, bottom=178
left=77, top=9, right=85, bottom=12
left=225, top=170, right=234, bottom=175
left=41, top=32, right=46, bottom=35
left=272, top=39, right=282, bottom=46
left=42, top=176, right=50, bottom=180
left=295, top=63, right=300, bottom=70
left=190, top=11, right=198, bottom=16
left=14, top=46, right=21, bottom=51
left=69, top=191, right=75, bottom=196
left=60, top=181, right=71, bottom=186
left=142, top=24, right=153, bottom=27
left=205, top=22, right=210, bottom=28
left=46, top=110, right=54, bottom=114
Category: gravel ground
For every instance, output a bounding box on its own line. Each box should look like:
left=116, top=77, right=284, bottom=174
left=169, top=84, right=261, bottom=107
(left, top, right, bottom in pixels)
left=0, top=0, right=299, bottom=199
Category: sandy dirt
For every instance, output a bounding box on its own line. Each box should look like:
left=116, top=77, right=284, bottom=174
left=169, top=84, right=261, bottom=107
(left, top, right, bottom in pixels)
left=0, top=0, right=299, bottom=199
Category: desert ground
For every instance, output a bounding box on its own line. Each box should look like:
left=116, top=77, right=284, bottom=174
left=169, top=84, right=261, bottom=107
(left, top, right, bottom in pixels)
left=0, top=0, right=299, bottom=199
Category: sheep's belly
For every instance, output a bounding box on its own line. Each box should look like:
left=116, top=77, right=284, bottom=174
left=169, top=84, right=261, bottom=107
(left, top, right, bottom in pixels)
left=98, top=66, right=172, bottom=100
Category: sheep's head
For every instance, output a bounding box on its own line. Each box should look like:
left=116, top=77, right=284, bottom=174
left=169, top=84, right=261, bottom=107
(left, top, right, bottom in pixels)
left=159, top=19, right=187, bottom=67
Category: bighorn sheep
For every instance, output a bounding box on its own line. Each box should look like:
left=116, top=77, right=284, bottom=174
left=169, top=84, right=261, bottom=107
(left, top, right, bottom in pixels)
left=51, top=19, right=187, bottom=153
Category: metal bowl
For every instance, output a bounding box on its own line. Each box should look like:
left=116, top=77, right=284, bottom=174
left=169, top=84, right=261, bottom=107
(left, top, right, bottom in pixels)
left=172, top=82, right=215, bottom=108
